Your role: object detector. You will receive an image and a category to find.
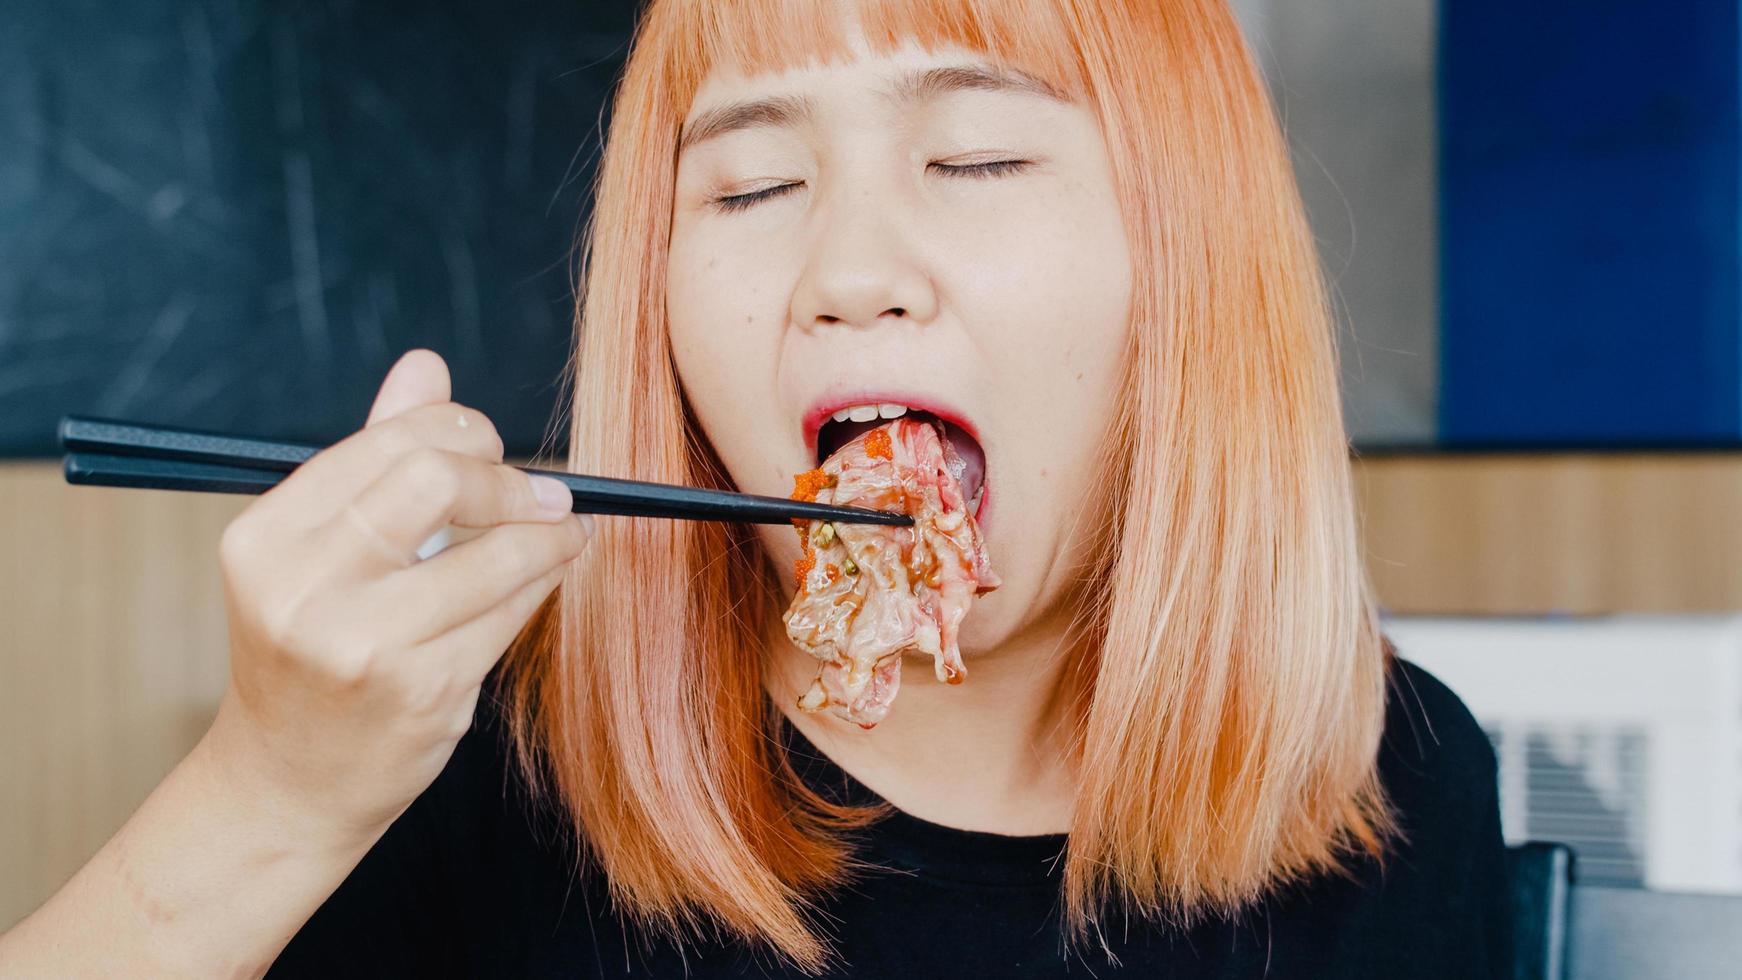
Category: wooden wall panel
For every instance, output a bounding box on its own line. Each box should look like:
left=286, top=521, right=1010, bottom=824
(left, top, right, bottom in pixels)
left=1354, top=453, right=1742, bottom=614
left=4, top=452, right=1741, bottom=927
left=0, top=463, right=240, bottom=929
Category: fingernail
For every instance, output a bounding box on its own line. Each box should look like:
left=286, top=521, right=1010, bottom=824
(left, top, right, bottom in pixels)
left=530, top=475, right=572, bottom=514
left=578, top=513, right=595, bottom=536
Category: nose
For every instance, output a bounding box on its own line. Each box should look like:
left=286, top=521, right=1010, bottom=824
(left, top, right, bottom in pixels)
left=789, top=183, right=939, bottom=333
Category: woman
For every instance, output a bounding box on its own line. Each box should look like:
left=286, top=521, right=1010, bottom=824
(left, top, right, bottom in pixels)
left=1, top=0, right=1510, bottom=976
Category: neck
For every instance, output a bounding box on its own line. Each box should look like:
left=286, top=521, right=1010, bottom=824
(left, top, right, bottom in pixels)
left=765, top=612, right=1082, bottom=836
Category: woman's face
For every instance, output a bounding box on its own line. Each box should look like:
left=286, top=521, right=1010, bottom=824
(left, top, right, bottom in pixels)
left=667, top=34, right=1131, bottom=655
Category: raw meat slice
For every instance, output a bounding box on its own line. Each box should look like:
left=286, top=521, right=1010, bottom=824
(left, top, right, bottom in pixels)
left=781, top=417, right=998, bottom=728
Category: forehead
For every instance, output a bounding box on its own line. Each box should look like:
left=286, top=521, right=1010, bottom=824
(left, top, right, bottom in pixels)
left=680, top=41, right=1071, bottom=153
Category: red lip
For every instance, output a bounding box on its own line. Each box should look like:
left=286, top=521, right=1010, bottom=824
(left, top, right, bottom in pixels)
left=801, top=391, right=984, bottom=458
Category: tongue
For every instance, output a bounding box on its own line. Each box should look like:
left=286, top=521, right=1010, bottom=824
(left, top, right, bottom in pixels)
left=939, top=420, right=986, bottom=504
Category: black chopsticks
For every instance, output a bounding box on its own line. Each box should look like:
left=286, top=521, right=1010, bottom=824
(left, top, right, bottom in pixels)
left=58, top=415, right=913, bottom=527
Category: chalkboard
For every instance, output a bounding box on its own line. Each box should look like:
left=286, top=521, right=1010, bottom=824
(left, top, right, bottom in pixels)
left=0, top=0, right=641, bottom=458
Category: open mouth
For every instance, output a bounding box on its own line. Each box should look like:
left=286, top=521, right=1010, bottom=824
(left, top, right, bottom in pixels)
left=814, top=403, right=987, bottom=517
left=785, top=405, right=1001, bottom=727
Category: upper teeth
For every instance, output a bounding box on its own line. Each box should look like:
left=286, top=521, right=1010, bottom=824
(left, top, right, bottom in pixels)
left=831, top=403, right=909, bottom=423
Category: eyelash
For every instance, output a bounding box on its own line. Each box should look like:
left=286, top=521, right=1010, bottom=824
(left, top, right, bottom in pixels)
left=709, top=159, right=1034, bottom=214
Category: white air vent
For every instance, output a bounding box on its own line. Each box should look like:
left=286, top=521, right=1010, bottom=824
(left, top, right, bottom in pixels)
left=1486, top=724, right=1650, bottom=885
left=1382, top=614, right=1742, bottom=893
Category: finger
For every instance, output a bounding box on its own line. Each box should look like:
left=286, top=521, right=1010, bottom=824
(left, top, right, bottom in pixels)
left=416, top=558, right=571, bottom=681
left=244, top=348, right=461, bottom=532
left=327, top=448, right=578, bottom=570
left=257, top=402, right=508, bottom=531
left=367, top=349, right=451, bottom=427
left=372, top=516, right=590, bottom=644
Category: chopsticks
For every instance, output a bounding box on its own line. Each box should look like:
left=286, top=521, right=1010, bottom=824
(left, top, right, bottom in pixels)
left=58, top=415, right=913, bottom=527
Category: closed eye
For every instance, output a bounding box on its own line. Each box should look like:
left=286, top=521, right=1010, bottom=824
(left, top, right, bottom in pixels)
left=707, top=184, right=801, bottom=216
left=708, top=159, right=1035, bottom=214
left=933, top=159, right=1024, bottom=178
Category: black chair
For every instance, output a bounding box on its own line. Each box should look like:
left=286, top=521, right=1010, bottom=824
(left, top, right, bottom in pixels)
left=1508, top=841, right=1574, bottom=980
left=1507, top=840, right=1742, bottom=980
left=1568, top=883, right=1742, bottom=980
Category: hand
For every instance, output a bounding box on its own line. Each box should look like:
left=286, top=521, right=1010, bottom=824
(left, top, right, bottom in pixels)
left=203, top=348, right=589, bottom=849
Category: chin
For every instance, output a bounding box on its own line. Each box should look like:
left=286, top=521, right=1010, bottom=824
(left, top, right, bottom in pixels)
left=951, top=583, right=1030, bottom=657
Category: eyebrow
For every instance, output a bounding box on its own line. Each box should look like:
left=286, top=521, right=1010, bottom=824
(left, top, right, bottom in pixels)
left=891, top=63, right=1069, bottom=107
left=676, top=63, right=1070, bottom=153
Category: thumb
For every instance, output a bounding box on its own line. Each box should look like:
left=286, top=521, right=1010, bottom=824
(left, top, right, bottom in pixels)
left=365, top=349, right=452, bottom=427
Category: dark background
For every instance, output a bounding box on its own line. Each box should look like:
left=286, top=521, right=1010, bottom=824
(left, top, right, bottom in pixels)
left=1, top=0, right=640, bottom=458
left=9, top=0, right=1742, bottom=460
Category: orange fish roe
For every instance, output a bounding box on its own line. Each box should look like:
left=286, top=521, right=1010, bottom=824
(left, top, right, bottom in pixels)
left=791, top=468, right=831, bottom=502
left=864, top=428, right=893, bottom=460
left=794, top=551, right=816, bottom=591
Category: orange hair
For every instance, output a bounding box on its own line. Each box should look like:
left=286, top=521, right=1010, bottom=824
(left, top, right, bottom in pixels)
left=502, top=0, right=1396, bottom=971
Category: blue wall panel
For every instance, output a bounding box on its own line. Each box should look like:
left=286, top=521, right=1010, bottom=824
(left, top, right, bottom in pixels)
left=1440, top=1, right=1741, bottom=445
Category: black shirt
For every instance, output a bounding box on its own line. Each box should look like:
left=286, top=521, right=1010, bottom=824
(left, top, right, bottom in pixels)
left=271, top=656, right=1511, bottom=978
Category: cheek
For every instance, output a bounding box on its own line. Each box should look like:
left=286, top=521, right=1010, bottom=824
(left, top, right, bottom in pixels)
left=958, top=180, right=1130, bottom=639
left=666, top=229, right=793, bottom=497
left=669, top=229, right=753, bottom=368
left=756, top=523, right=805, bottom=602
left=946, top=178, right=1131, bottom=412
left=978, top=178, right=1131, bottom=479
